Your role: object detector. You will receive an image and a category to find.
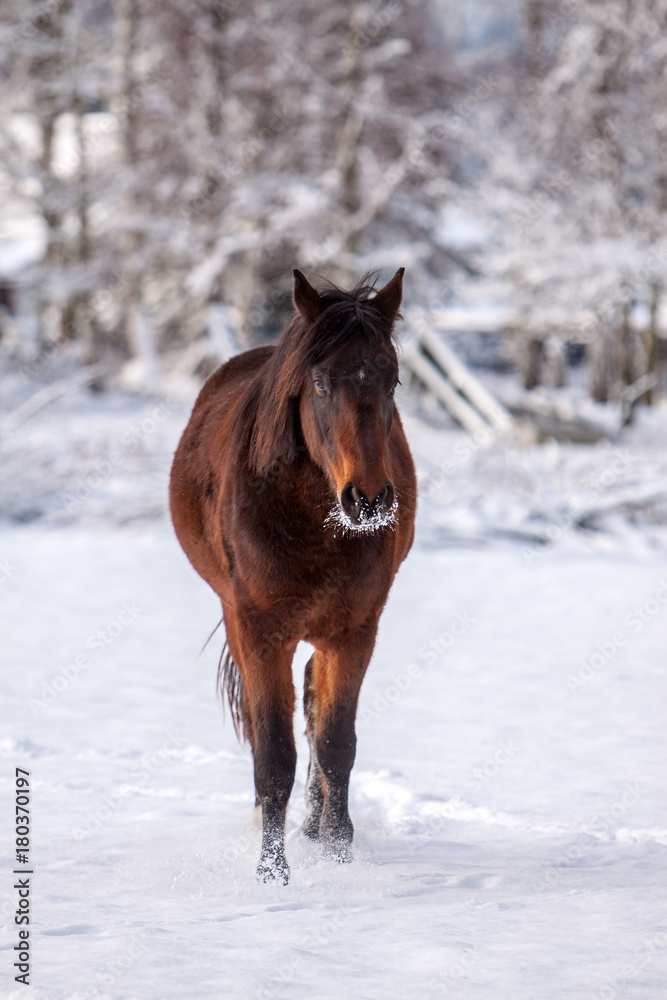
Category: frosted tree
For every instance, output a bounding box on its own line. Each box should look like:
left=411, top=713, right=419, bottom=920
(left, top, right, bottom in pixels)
left=450, top=0, right=667, bottom=401
left=0, top=0, right=463, bottom=382
left=0, top=0, right=114, bottom=363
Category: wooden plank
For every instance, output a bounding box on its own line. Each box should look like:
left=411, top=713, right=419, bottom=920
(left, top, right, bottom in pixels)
left=401, top=342, right=489, bottom=435
left=420, top=325, right=513, bottom=432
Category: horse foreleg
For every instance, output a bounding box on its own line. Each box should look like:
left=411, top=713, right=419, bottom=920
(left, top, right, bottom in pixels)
left=253, top=704, right=297, bottom=885
left=234, top=626, right=297, bottom=884
left=307, top=636, right=376, bottom=862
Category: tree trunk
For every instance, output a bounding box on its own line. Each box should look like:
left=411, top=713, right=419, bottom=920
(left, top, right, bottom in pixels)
left=642, top=283, right=662, bottom=406
left=118, top=0, right=142, bottom=361
left=333, top=1, right=367, bottom=271
left=523, top=337, right=543, bottom=390
left=589, top=322, right=613, bottom=403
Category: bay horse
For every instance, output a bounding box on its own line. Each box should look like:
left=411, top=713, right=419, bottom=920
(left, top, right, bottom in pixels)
left=169, top=268, right=416, bottom=883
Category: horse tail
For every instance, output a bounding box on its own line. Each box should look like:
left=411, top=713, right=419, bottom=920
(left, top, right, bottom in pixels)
left=217, top=641, right=246, bottom=742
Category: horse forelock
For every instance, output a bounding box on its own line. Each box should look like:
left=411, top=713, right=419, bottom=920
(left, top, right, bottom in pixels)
left=248, top=278, right=399, bottom=475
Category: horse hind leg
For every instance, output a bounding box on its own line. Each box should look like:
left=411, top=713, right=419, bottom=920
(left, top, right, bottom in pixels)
left=302, top=654, right=324, bottom=840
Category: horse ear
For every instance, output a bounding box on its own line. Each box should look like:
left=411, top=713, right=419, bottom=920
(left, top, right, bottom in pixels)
left=371, top=267, right=405, bottom=323
left=293, top=269, right=322, bottom=326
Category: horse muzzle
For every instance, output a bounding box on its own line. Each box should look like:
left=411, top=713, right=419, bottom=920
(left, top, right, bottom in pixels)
left=340, top=481, right=395, bottom=527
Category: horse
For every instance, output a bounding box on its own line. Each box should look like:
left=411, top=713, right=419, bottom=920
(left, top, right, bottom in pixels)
left=169, top=268, right=417, bottom=883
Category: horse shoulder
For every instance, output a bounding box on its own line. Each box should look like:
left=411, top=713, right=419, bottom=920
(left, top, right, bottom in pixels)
left=170, top=346, right=275, bottom=588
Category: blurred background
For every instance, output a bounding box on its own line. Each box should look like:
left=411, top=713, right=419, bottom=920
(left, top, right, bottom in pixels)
left=2, top=0, right=667, bottom=533
left=2, top=0, right=667, bottom=392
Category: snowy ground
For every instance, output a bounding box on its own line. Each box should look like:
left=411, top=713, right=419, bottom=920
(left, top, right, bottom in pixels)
left=1, top=373, right=667, bottom=999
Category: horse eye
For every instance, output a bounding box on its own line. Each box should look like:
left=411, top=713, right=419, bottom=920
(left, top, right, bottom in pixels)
left=314, top=379, right=328, bottom=394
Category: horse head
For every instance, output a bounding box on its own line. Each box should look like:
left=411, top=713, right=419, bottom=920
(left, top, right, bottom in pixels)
left=293, top=268, right=404, bottom=532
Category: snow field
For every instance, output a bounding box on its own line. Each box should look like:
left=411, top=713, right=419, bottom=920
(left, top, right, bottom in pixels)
left=1, top=518, right=666, bottom=999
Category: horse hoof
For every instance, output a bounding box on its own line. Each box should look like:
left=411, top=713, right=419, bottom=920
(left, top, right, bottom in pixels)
left=322, top=840, right=353, bottom=864
left=256, top=854, right=290, bottom=885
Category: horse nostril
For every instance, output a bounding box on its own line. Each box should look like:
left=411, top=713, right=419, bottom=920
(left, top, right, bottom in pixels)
left=341, top=482, right=370, bottom=522
left=372, top=482, right=394, bottom=514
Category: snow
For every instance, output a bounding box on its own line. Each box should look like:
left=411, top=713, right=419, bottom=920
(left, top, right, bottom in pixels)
left=0, top=216, right=45, bottom=280
left=324, top=496, right=399, bottom=535
left=434, top=206, right=491, bottom=252
left=1, top=383, right=666, bottom=999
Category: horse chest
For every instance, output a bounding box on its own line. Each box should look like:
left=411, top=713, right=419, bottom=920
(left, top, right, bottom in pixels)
left=233, top=522, right=390, bottom=630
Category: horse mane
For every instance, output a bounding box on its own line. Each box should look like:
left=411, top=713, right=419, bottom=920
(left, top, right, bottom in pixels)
left=248, top=273, right=399, bottom=475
